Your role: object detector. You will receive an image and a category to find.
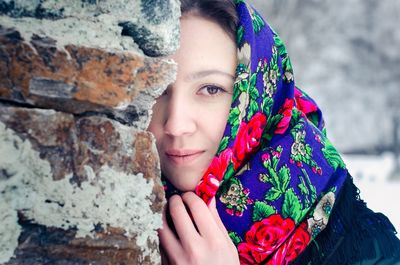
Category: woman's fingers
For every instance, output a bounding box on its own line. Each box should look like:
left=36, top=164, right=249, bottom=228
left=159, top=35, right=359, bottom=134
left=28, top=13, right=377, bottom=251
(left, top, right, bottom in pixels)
left=208, top=197, right=230, bottom=238
left=158, top=205, right=182, bottom=256
left=160, top=193, right=240, bottom=265
left=181, top=192, right=230, bottom=242
left=168, top=194, right=200, bottom=247
left=180, top=192, right=219, bottom=238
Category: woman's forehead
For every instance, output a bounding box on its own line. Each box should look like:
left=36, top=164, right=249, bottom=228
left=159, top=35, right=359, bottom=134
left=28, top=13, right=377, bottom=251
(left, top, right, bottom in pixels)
left=183, top=70, right=235, bottom=82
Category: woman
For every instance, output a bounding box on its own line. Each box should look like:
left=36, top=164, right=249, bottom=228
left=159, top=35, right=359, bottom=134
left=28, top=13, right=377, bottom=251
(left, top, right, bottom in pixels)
left=148, top=0, right=400, bottom=264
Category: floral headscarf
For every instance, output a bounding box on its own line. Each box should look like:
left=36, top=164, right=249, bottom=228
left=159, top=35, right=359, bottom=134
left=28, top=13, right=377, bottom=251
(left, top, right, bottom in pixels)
left=192, top=1, right=349, bottom=264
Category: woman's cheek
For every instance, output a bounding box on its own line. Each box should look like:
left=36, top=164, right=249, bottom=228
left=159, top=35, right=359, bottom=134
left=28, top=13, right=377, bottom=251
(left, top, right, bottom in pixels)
left=201, top=99, right=231, bottom=147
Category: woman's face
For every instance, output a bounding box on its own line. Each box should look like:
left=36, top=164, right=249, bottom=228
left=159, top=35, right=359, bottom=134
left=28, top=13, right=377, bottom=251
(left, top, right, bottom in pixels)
left=148, top=15, right=237, bottom=192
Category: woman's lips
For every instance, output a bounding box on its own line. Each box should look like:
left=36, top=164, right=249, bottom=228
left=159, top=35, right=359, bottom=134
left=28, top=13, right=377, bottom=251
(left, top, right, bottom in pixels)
left=165, top=149, right=205, bottom=165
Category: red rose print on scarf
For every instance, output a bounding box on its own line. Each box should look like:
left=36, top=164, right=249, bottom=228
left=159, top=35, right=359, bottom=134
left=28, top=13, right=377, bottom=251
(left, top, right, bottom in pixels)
left=279, top=222, right=311, bottom=262
left=294, top=87, right=318, bottom=116
left=196, top=148, right=232, bottom=203
left=238, top=214, right=311, bottom=265
left=265, top=221, right=311, bottom=265
left=232, top=112, right=267, bottom=170
left=275, top=98, right=294, bottom=135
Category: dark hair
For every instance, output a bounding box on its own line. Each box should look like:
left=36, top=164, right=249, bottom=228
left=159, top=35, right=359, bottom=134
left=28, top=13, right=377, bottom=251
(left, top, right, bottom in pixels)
left=180, top=0, right=238, bottom=42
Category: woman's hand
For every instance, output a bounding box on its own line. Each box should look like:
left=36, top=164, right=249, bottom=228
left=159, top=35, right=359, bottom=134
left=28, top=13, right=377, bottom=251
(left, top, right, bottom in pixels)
left=159, top=192, right=240, bottom=265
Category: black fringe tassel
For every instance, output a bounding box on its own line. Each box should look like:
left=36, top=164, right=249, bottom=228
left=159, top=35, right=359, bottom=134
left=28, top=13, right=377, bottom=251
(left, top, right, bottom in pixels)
left=290, top=174, right=400, bottom=265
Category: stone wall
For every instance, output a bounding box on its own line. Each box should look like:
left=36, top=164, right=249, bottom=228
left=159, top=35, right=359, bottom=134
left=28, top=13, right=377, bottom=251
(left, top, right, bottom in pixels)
left=0, top=1, right=180, bottom=264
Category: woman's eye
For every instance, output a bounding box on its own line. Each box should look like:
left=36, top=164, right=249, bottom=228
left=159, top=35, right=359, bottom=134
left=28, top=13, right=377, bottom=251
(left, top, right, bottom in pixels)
left=199, top=85, right=226, bottom=96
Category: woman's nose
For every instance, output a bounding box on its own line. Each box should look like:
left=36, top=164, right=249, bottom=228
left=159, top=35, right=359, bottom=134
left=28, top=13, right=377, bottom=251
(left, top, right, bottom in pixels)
left=164, top=95, right=197, bottom=137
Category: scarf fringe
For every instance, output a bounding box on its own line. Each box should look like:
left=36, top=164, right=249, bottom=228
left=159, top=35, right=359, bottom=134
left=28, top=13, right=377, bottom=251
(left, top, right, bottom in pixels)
left=291, top=174, right=400, bottom=265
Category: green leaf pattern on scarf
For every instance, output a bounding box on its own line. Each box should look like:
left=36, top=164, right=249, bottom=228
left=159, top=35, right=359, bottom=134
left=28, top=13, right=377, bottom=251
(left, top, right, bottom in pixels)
left=321, top=136, right=346, bottom=170
left=249, top=6, right=265, bottom=33
left=272, top=30, right=294, bottom=82
left=252, top=201, right=276, bottom=222
left=290, top=122, right=322, bottom=174
left=229, top=231, right=243, bottom=246
left=256, top=145, right=314, bottom=224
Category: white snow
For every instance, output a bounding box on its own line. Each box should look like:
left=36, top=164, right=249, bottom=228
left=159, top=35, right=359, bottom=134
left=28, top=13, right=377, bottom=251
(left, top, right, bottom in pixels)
left=344, top=153, right=400, bottom=236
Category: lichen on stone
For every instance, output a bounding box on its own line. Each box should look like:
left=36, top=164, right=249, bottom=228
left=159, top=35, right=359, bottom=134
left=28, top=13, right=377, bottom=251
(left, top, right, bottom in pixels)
left=0, top=202, right=20, bottom=264
left=0, top=121, right=163, bottom=264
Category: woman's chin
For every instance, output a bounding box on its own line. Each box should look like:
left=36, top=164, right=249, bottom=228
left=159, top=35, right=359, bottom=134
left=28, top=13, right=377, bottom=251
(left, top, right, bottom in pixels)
left=168, top=177, right=199, bottom=192
left=174, top=182, right=197, bottom=192
left=163, top=167, right=206, bottom=192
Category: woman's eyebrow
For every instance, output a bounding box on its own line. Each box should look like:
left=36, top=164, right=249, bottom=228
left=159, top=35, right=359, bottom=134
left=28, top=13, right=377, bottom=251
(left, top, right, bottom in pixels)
left=185, top=69, right=235, bottom=81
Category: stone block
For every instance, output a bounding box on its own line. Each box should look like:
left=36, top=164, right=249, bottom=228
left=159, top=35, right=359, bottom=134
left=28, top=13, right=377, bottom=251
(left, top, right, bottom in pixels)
left=0, top=22, right=176, bottom=127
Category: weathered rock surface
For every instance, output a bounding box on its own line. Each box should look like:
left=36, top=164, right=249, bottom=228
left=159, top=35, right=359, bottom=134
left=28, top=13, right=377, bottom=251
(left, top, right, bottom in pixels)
left=0, top=105, right=164, bottom=265
left=0, top=22, right=176, bottom=127
left=0, top=0, right=180, bottom=56
left=0, top=0, right=180, bottom=264
left=6, top=220, right=156, bottom=265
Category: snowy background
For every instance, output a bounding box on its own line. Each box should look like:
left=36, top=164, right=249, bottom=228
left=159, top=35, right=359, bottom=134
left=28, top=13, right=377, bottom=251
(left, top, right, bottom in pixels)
left=343, top=153, right=400, bottom=236
left=249, top=0, right=400, bottom=233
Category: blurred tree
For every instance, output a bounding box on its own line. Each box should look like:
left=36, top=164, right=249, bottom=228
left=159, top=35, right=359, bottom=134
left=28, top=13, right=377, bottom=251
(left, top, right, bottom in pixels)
left=249, top=0, right=400, bottom=153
